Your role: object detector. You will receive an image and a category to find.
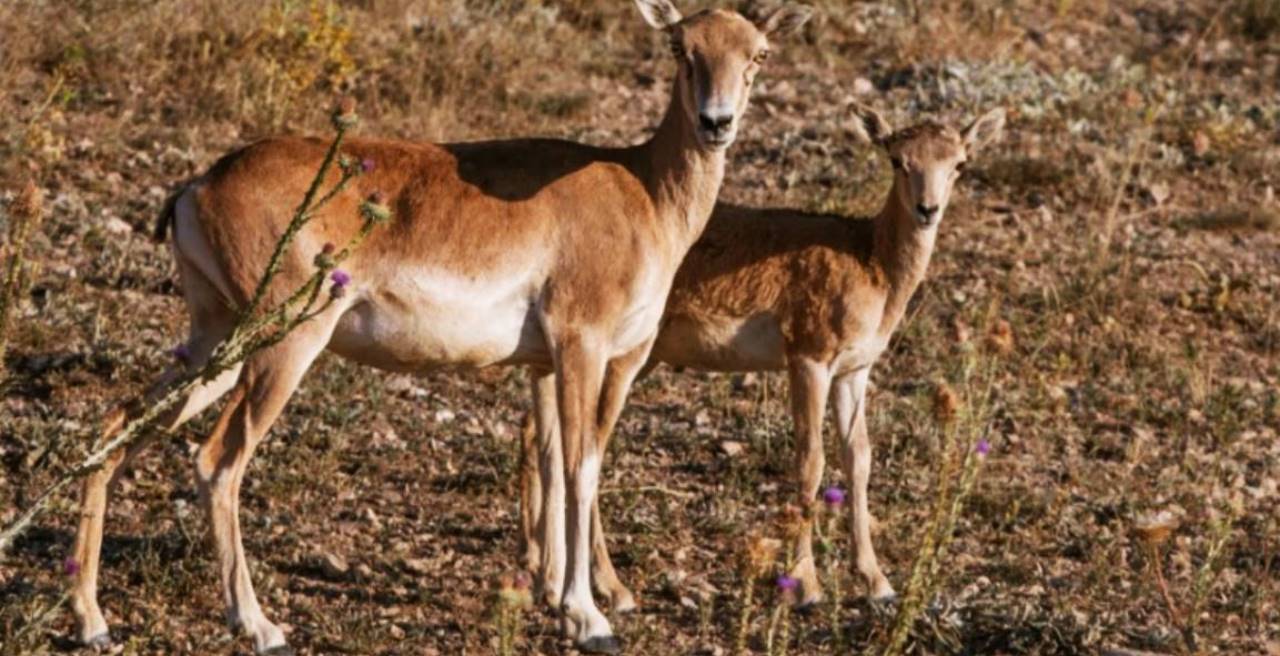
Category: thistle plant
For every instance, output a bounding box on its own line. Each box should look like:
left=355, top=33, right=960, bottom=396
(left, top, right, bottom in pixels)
left=492, top=571, right=533, bottom=656
left=0, top=95, right=393, bottom=556
left=763, top=504, right=807, bottom=656
left=1185, top=506, right=1236, bottom=651
left=0, top=179, right=45, bottom=388
left=765, top=574, right=797, bottom=656
left=818, top=486, right=846, bottom=649
left=880, top=346, right=997, bottom=656
left=736, top=533, right=782, bottom=655
left=1135, top=500, right=1238, bottom=654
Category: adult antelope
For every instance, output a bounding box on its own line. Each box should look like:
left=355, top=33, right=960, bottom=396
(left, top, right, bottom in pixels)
left=521, top=103, right=1005, bottom=610
left=68, top=1, right=813, bottom=653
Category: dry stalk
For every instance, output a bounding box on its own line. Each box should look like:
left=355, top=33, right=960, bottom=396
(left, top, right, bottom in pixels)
left=0, top=97, right=392, bottom=556
left=0, top=179, right=46, bottom=387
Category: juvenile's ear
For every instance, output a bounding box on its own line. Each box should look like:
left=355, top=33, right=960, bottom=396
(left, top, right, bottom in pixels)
left=755, top=3, right=814, bottom=37
left=634, top=0, right=682, bottom=30
left=848, top=102, right=893, bottom=147
left=962, top=107, right=1006, bottom=154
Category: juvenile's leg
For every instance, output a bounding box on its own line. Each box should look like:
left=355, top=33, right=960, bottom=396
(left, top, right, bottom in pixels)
left=787, top=357, right=832, bottom=607
left=832, top=369, right=894, bottom=599
left=194, top=324, right=332, bottom=655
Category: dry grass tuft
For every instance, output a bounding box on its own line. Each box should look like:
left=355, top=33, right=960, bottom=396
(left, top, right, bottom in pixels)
left=1179, top=207, right=1280, bottom=232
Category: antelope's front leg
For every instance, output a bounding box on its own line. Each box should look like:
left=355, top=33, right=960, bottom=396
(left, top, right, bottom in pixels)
left=833, top=368, right=894, bottom=599
left=554, top=332, right=619, bottom=653
left=787, top=357, right=832, bottom=606
left=194, top=324, right=334, bottom=655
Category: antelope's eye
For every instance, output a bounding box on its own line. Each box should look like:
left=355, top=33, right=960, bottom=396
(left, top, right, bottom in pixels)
left=890, top=156, right=905, bottom=170
left=955, top=161, right=968, bottom=173
left=670, top=41, right=686, bottom=58
left=753, top=50, right=770, bottom=64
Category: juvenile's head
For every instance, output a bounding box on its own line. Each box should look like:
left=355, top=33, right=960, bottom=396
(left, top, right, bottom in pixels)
left=849, top=103, right=1006, bottom=228
left=635, top=0, right=813, bottom=151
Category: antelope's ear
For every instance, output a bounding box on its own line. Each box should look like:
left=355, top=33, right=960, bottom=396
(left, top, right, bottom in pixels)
left=754, top=3, right=814, bottom=38
left=848, top=102, right=893, bottom=147
left=962, top=108, right=1006, bottom=154
left=634, top=0, right=682, bottom=30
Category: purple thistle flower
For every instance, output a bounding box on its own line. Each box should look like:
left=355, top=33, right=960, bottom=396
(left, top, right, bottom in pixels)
left=330, top=269, right=352, bottom=288
left=975, top=439, right=991, bottom=457
left=822, top=486, right=846, bottom=507
left=776, top=575, right=798, bottom=591
left=63, top=557, right=81, bottom=577
left=171, top=344, right=191, bottom=363
left=360, top=158, right=375, bottom=174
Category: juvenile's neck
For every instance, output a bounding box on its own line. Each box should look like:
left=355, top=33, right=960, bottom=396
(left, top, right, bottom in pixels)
left=634, top=76, right=726, bottom=247
left=871, top=180, right=939, bottom=335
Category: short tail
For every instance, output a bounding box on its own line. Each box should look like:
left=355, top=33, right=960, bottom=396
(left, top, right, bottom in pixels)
left=152, top=183, right=191, bottom=243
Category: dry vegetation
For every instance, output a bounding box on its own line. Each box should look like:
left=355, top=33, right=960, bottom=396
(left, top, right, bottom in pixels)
left=1, top=0, right=1278, bottom=654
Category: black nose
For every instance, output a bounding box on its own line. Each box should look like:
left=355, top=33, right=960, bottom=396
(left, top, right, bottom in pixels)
left=699, top=113, right=733, bottom=133
left=917, top=203, right=939, bottom=218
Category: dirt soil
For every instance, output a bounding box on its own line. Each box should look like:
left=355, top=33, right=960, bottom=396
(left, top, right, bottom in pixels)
left=1, top=1, right=1278, bottom=654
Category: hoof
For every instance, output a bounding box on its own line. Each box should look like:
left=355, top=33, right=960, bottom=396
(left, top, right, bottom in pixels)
left=870, top=591, right=898, bottom=605
left=83, top=632, right=112, bottom=651
left=793, top=598, right=822, bottom=615
left=259, top=646, right=295, bottom=656
left=577, top=635, right=623, bottom=655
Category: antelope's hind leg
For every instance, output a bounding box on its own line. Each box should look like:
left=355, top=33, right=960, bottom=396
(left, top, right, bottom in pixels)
left=192, top=319, right=336, bottom=655
left=833, top=369, right=894, bottom=600
left=71, top=334, right=240, bottom=647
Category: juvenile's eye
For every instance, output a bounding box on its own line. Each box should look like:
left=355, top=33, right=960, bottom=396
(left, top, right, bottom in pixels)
left=955, top=161, right=968, bottom=173
left=670, top=40, right=685, bottom=58
left=753, top=50, right=770, bottom=64
left=890, top=156, right=905, bottom=170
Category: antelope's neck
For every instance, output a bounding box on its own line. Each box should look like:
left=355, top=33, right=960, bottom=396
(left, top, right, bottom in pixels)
left=871, top=184, right=938, bottom=335
left=635, top=77, right=726, bottom=249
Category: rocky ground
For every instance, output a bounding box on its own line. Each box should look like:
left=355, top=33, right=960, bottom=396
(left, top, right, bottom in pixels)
left=1, top=1, right=1278, bottom=654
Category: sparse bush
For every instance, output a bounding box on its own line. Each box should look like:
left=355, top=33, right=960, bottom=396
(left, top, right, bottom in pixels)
left=1238, top=0, right=1280, bottom=40
left=0, top=180, right=45, bottom=387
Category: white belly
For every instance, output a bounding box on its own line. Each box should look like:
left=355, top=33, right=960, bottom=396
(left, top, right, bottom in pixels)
left=329, top=266, right=548, bottom=371
left=652, top=312, right=787, bottom=371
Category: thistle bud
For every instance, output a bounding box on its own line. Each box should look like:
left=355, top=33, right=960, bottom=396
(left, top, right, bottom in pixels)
left=330, top=269, right=351, bottom=299
left=932, top=381, right=959, bottom=425
left=1134, top=510, right=1180, bottom=548
left=332, top=96, right=359, bottom=130
left=987, top=319, right=1015, bottom=355
left=313, top=242, right=337, bottom=270
left=360, top=191, right=392, bottom=224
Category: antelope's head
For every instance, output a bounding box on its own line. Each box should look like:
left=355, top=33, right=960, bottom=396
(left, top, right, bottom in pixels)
left=635, top=0, right=813, bottom=151
left=850, top=103, right=1006, bottom=228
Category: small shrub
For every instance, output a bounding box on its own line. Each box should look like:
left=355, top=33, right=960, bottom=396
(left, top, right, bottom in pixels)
left=1238, top=0, right=1280, bottom=40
